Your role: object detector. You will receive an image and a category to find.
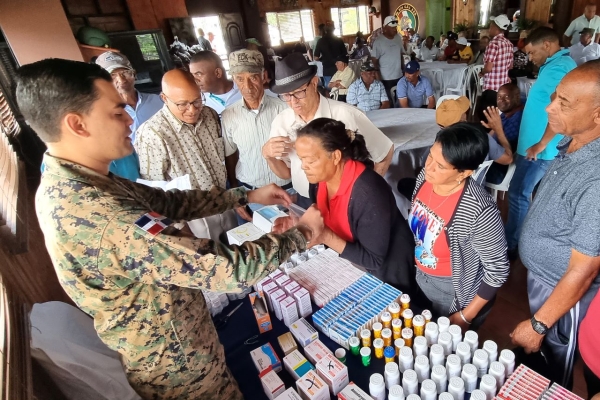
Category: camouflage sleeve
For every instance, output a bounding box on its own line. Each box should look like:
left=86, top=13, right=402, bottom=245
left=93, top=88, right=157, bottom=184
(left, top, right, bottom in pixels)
left=108, top=175, right=248, bottom=221
left=100, top=211, right=307, bottom=292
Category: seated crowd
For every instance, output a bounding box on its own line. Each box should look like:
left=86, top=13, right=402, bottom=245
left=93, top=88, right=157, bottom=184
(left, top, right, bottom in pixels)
left=15, top=17, right=600, bottom=400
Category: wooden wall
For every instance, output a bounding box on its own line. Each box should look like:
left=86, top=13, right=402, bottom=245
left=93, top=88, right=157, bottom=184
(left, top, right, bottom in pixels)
left=126, top=0, right=188, bottom=42
left=524, top=0, right=552, bottom=22
left=453, top=0, right=477, bottom=29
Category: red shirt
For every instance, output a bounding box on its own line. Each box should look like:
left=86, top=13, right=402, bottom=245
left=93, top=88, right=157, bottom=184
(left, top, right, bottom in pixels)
left=579, top=289, right=600, bottom=376
left=444, top=44, right=458, bottom=58
left=316, top=160, right=366, bottom=243
left=483, top=33, right=513, bottom=91
left=408, top=181, right=462, bottom=277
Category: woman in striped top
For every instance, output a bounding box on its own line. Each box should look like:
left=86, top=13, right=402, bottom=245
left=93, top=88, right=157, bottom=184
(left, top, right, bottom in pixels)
left=408, top=123, right=509, bottom=330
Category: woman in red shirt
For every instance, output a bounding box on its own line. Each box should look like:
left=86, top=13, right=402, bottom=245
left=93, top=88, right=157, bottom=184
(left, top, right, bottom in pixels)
left=408, top=123, right=509, bottom=330
left=292, top=118, right=415, bottom=291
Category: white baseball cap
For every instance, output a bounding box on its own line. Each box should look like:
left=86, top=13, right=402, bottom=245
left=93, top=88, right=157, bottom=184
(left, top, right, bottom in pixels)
left=457, top=37, right=469, bottom=45
left=384, top=16, right=398, bottom=27
left=490, top=14, right=511, bottom=30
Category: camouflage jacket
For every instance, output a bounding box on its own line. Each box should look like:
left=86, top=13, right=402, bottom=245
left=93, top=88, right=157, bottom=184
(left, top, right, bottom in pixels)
left=36, top=154, right=307, bottom=399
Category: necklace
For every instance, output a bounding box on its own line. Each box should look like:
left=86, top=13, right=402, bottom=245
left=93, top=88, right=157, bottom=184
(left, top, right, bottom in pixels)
left=427, top=181, right=463, bottom=212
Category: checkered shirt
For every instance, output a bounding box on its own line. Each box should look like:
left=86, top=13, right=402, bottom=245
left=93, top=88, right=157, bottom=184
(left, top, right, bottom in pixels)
left=483, top=34, right=513, bottom=91
left=346, top=79, right=389, bottom=112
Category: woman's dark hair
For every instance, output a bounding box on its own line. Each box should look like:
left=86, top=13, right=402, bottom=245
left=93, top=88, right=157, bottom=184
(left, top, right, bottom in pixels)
left=297, top=118, right=374, bottom=169
left=435, top=122, right=489, bottom=172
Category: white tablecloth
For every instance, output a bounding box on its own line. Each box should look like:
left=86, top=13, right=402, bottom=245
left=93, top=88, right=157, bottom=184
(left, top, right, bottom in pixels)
left=367, top=108, right=438, bottom=216
left=419, top=61, right=468, bottom=95
left=308, top=61, right=323, bottom=77
left=517, top=76, right=536, bottom=98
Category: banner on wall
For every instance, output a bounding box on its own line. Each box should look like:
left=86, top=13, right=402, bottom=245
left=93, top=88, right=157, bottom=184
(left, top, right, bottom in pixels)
left=394, top=4, right=420, bottom=33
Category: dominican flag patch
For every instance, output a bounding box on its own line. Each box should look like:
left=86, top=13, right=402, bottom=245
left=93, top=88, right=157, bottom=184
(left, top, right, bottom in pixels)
left=134, top=211, right=173, bottom=236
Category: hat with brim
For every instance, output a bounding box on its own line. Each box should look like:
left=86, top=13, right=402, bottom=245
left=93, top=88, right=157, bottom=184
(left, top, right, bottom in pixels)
left=270, top=53, right=317, bottom=94
left=361, top=60, right=379, bottom=71
left=436, top=96, right=470, bottom=127
left=580, top=28, right=596, bottom=36
left=456, top=37, right=469, bottom=46
left=96, top=51, right=133, bottom=73
left=246, top=38, right=262, bottom=46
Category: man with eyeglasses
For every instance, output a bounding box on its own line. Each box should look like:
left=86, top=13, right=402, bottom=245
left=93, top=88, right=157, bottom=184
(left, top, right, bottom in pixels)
left=264, top=53, right=394, bottom=208
left=135, top=69, right=226, bottom=191
left=221, top=50, right=292, bottom=224
left=95, top=51, right=163, bottom=181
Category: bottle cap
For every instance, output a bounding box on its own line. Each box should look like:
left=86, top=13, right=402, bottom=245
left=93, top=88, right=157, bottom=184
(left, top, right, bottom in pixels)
left=403, top=369, right=418, bottom=383
left=430, top=344, right=444, bottom=356
left=389, top=302, right=401, bottom=312
left=432, top=364, right=447, bottom=378
left=402, top=328, right=414, bottom=338
left=413, top=315, right=425, bottom=326
left=392, top=318, right=403, bottom=328
left=421, top=379, right=437, bottom=394
left=456, top=342, right=471, bottom=360
left=414, top=336, right=427, bottom=347
left=437, top=316, right=450, bottom=331
left=407, top=395, right=420, bottom=400
left=382, top=312, right=392, bottom=321
left=382, top=328, right=392, bottom=338
left=446, top=354, right=461, bottom=368
left=448, top=324, right=462, bottom=338
left=474, top=349, right=489, bottom=363
left=370, top=373, right=385, bottom=386
left=389, top=385, right=404, bottom=400
left=374, top=338, right=384, bottom=348
left=400, top=346, right=413, bottom=359
left=425, top=322, right=438, bottom=333
left=464, top=330, right=478, bottom=344
left=395, top=338, right=405, bottom=348
left=500, top=349, right=515, bottom=362
left=403, top=309, right=414, bottom=319
left=384, top=346, right=396, bottom=358
left=415, top=355, right=429, bottom=367
left=349, top=336, right=360, bottom=347
left=373, top=322, right=383, bottom=331
left=484, top=340, right=498, bottom=353
left=386, top=361, right=400, bottom=374
left=470, top=389, right=487, bottom=400
left=449, top=376, right=465, bottom=390
left=401, top=294, right=411, bottom=303
left=361, top=329, right=371, bottom=338
left=439, top=392, right=454, bottom=400
left=489, top=361, right=506, bottom=375
left=462, top=363, right=478, bottom=378
left=360, top=347, right=371, bottom=356
left=480, top=374, right=497, bottom=390
left=422, top=309, right=432, bottom=320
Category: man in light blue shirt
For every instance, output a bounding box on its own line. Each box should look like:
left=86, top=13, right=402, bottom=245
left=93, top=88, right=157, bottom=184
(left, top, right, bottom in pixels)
left=96, top=52, right=163, bottom=181
left=505, top=27, right=576, bottom=258
left=396, top=61, right=435, bottom=108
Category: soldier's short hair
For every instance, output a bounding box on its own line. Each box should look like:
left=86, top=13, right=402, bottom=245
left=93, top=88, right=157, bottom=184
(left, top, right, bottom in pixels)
left=16, top=58, right=111, bottom=143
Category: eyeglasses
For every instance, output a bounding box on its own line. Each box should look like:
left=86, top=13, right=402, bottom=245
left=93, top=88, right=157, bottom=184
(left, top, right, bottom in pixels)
left=163, top=93, right=205, bottom=111
left=110, top=70, right=135, bottom=79
left=278, top=86, right=310, bottom=102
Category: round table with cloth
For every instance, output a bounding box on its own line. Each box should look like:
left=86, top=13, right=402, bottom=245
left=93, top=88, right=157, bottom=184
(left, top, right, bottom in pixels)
left=366, top=108, right=439, bottom=217
left=419, top=61, right=469, bottom=96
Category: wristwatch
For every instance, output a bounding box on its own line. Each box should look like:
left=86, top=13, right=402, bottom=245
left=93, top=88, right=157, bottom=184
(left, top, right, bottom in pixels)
left=530, top=316, right=549, bottom=335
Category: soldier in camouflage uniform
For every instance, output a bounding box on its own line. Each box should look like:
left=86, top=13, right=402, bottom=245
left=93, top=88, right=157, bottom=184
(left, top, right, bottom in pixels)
left=16, top=59, right=321, bottom=399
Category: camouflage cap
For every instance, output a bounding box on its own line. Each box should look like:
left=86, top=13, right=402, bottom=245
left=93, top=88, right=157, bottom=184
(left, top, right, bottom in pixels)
left=228, top=49, right=264, bottom=75
left=96, top=51, right=133, bottom=73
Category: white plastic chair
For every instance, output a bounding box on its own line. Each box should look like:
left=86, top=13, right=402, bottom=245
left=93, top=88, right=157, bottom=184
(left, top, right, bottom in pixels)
left=485, top=162, right=517, bottom=201
left=467, top=65, right=483, bottom=115
left=403, top=55, right=412, bottom=65
left=330, top=87, right=339, bottom=101
left=472, top=159, right=494, bottom=185
left=444, top=66, right=470, bottom=97
left=436, top=94, right=461, bottom=108
left=391, top=85, right=397, bottom=107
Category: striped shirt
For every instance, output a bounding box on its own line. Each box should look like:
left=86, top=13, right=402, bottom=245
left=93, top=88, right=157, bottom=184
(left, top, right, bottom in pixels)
left=413, top=169, right=510, bottom=313
left=135, top=105, right=226, bottom=190
left=222, top=94, right=291, bottom=188
left=346, top=79, right=389, bottom=112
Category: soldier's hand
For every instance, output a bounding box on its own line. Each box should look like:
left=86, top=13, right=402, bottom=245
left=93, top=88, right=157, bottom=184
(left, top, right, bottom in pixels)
left=235, top=206, right=252, bottom=222
left=247, top=183, right=292, bottom=207
left=262, top=136, right=293, bottom=160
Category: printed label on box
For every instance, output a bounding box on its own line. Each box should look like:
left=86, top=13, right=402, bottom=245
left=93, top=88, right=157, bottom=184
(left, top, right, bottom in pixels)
left=316, top=353, right=349, bottom=395
left=261, top=370, right=286, bottom=400
left=296, top=370, right=330, bottom=400
left=250, top=343, right=281, bottom=374
left=249, top=291, right=272, bottom=333
left=278, top=332, right=298, bottom=356
left=290, top=318, right=319, bottom=347
left=284, top=349, right=315, bottom=380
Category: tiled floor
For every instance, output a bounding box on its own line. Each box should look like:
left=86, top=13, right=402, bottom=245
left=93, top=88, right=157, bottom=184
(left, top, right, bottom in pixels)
left=476, top=195, right=587, bottom=398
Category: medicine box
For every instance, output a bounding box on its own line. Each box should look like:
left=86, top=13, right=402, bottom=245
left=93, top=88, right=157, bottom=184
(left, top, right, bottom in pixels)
left=226, top=222, right=265, bottom=245
left=250, top=343, right=282, bottom=374
left=296, top=370, right=330, bottom=400
left=275, top=388, right=303, bottom=400
left=304, top=339, right=333, bottom=365
left=337, top=382, right=373, bottom=400
left=253, top=205, right=288, bottom=233
left=249, top=291, right=272, bottom=334
left=281, top=296, right=300, bottom=327
left=294, top=287, right=312, bottom=318
left=284, top=350, right=315, bottom=380
left=277, top=332, right=298, bottom=356
left=289, top=318, right=319, bottom=347
left=261, top=369, right=286, bottom=400
left=270, top=289, right=287, bottom=320
left=262, top=282, right=279, bottom=311
left=315, top=353, right=349, bottom=395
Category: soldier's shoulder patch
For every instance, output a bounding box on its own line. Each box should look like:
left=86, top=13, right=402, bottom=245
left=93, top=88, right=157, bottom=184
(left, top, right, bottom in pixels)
left=135, top=211, right=173, bottom=235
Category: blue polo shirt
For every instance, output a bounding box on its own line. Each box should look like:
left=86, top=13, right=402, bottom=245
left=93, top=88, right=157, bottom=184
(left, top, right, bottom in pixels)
left=396, top=75, right=434, bottom=108
left=517, top=49, right=576, bottom=160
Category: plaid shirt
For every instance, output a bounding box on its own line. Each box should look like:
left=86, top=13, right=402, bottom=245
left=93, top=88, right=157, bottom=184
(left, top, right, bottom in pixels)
left=483, top=34, right=513, bottom=91
left=346, top=79, right=389, bottom=111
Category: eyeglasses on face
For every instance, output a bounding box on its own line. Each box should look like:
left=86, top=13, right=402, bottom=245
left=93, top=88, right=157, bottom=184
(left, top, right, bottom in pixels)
left=110, top=70, right=135, bottom=79
left=163, top=93, right=205, bottom=111
left=278, top=86, right=309, bottom=102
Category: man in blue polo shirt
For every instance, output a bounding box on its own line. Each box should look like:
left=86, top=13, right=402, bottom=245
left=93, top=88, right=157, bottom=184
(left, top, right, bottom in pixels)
left=397, top=61, right=435, bottom=109
left=505, top=27, right=576, bottom=259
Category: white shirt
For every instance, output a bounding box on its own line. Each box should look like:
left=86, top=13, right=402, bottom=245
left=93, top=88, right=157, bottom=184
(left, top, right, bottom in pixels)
left=569, top=41, right=600, bottom=65
left=565, top=14, right=600, bottom=45
left=419, top=45, right=440, bottom=61
left=222, top=94, right=291, bottom=188
left=371, top=34, right=405, bottom=80
left=269, top=95, right=393, bottom=197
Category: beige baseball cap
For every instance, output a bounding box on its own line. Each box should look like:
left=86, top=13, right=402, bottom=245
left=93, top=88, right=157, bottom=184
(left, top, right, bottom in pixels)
left=228, top=49, right=264, bottom=75
left=95, top=51, right=133, bottom=73
left=436, top=97, right=470, bottom=128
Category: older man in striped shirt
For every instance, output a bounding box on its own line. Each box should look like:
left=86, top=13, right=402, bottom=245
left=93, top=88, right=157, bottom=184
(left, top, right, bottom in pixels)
left=222, top=49, right=292, bottom=223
